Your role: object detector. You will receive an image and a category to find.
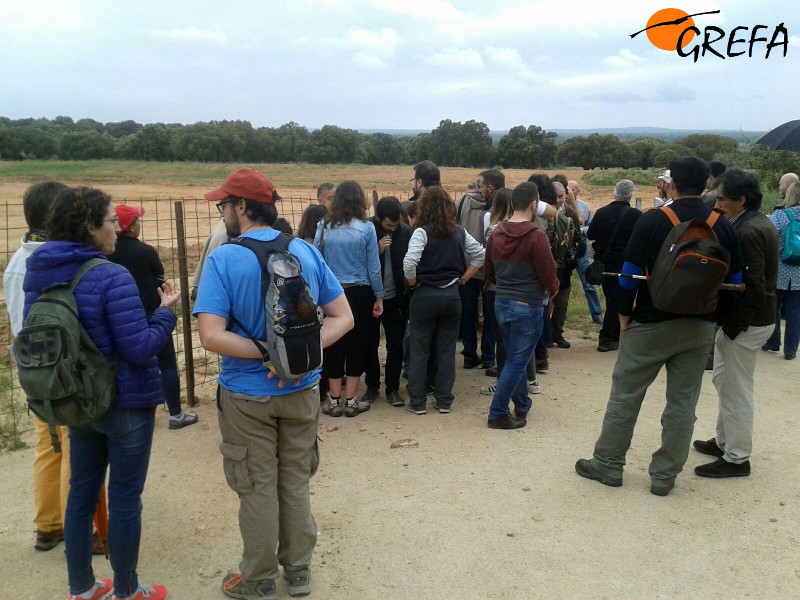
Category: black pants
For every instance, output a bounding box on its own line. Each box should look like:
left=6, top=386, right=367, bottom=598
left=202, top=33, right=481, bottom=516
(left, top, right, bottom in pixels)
left=365, top=296, right=408, bottom=394
left=550, top=266, right=573, bottom=340
left=324, top=285, right=374, bottom=379
left=600, top=275, right=621, bottom=343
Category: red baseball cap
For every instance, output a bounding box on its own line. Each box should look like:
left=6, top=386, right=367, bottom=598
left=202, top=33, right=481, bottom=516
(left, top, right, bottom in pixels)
left=115, top=204, right=145, bottom=232
left=204, top=168, right=278, bottom=204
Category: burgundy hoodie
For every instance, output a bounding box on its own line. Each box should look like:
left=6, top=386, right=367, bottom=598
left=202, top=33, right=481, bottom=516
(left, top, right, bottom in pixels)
left=484, top=221, right=558, bottom=305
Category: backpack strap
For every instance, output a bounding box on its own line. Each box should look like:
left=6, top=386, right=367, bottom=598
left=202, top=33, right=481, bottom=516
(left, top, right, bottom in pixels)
left=659, top=206, right=681, bottom=227
left=705, top=209, right=721, bottom=228
left=456, top=196, right=466, bottom=222
left=785, top=208, right=797, bottom=223
left=69, top=258, right=110, bottom=291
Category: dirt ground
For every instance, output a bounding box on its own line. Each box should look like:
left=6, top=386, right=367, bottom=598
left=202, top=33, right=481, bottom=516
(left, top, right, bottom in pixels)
left=1, top=331, right=798, bottom=600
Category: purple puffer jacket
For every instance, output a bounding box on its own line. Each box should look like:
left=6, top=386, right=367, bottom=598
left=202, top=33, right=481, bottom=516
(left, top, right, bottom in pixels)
left=23, top=241, right=177, bottom=410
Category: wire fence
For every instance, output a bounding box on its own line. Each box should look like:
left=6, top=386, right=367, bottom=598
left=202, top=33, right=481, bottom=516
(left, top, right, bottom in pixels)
left=0, top=187, right=465, bottom=449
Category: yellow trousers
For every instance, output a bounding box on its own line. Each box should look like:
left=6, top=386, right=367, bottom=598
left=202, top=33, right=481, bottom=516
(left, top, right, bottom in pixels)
left=32, top=417, right=70, bottom=533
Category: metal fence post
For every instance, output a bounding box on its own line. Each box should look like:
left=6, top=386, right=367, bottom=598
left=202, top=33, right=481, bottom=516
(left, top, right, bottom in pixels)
left=635, top=197, right=642, bottom=211
left=174, top=201, right=197, bottom=407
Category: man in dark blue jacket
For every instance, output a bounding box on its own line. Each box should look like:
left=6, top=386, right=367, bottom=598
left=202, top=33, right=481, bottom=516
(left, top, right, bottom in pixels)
left=364, top=196, right=412, bottom=406
left=576, top=156, right=743, bottom=497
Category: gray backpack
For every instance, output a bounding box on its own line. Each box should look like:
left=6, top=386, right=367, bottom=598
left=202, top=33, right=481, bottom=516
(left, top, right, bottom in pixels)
left=227, top=235, right=324, bottom=381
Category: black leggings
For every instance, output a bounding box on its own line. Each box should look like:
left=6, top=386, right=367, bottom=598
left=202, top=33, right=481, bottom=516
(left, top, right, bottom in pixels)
left=324, top=285, right=375, bottom=379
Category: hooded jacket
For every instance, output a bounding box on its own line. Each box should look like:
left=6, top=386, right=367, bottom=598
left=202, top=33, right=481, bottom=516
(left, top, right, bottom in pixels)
left=457, top=191, right=489, bottom=280
left=484, top=221, right=558, bottom=305
left=3, top=236, right=44, bottom=336
left=23, top=241, right=177, bottom=410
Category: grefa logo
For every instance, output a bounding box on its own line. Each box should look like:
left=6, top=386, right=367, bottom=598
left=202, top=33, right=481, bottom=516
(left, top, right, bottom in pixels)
left=630, top=8, right=788, bottom=62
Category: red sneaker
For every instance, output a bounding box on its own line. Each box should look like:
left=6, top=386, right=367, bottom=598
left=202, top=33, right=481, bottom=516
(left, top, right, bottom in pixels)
left=67, top=579, right=112, bottom=600
left=113, top=584, right=168, bottom=600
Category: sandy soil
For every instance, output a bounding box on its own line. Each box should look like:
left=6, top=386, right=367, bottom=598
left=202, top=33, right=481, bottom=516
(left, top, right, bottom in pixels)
left=1, top=331, right=798, bottom=600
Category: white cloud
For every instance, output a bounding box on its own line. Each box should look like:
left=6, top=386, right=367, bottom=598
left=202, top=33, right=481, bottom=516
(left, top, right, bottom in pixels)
left=601, top=49, right=646, bottom=68
left=790, top=36, right=800, bottom=47
left=484, top=47, right=526, bottom=70
left=372, top=0, right=468, bottom=23
left=421, top=47, right=484, bottom=70
left=352, top=52, right=388, bottom=70
left=343, top=27, right=400, bottom=57
left=150, top=26, right=227, bottom=45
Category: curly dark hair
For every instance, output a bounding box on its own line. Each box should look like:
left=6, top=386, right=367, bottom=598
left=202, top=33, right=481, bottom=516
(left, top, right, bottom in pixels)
left=415, top=186, right=456, bottom=240
left=47, top=186, right=111, bottom=247
left=324, top=180, right=367, bottom=228
left=297, top=204, right=328, bottom=240
left=23, top=181, right=71, bottom=237
left=528, top=174, right=557, bottom=206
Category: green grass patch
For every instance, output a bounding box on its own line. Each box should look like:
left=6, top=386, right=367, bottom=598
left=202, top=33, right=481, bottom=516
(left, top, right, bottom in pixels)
left=583, top=169, right=660, bottom=187
left=565, top=270, right=604, bottom=339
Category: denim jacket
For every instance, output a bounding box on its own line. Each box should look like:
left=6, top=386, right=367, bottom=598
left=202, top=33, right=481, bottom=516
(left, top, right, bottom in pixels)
left=315, top=218, right=385, bottom=297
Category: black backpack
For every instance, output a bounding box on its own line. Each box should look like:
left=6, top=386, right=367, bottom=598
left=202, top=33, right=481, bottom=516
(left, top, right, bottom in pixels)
left=647, top=206, right=731, bottom=315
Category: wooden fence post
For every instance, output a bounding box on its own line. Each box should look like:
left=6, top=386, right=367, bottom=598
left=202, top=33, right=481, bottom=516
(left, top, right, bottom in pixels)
left=174, top=201, right=196, bottom=407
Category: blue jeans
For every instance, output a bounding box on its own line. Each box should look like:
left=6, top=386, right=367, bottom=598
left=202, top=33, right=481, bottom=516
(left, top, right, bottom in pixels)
left=459, top=278, right=495, bottom=364
left=577, top=250, right=603, bottom=319
left=489, top=299, right=544, bottom=420
left=766, top=289, right=800, bottom=358
left=158, top=336, right=182, bottom=416
left=66, top=408, right=156, bottom=597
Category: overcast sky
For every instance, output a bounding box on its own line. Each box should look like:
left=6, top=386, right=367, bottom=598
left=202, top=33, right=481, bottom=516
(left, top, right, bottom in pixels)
left=1, top=0, right=797, bottom=132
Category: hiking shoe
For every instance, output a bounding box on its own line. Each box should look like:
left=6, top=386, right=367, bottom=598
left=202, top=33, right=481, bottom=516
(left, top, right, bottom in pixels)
left=169, top=411, right=198, bottom=430
left=695, top=457, right=750, bottom=478
left=592, top=315, right=604, bottom=325
left=574, top=459, right=622, bottom=487
left=487, top=414, right=525, bottom=430
left=222, top=573, right=275, bottom=600
left=321, top=396, right=343, bottom=418
left=597, top=341, right=619, bottom=352
left=528, top=380, right=540, bottom=394
left=554, top=337, right=571, bottom=349
left=68, top=579, right=112, bottom=600
left=344, top=397, right=370, bottom=417
left=693, top=437, right=724, bottom=457
left=361, top=386, right=380, bottom=403
left=284, top=573, right=311, bottom=597
left=463, top=355, right=481, bottom=369
left=484, top=366, right=499, bottom=377
left=113, top=584, right=168, bottom=600
left=480, top=383, right=497, bottom=396
left=386, top=390, right=404, bottom=407
left=35, top=528, right=64, bottom=551
left=535, top=358, right=549, bottom=372
left=514, top=411, right=528, bottom=424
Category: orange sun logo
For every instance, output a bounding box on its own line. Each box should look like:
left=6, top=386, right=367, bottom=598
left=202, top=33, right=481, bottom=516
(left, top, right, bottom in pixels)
left=646, top=8, right=696, bottom=50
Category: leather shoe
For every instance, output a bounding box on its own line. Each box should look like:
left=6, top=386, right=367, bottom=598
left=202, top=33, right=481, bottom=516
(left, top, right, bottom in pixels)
left=535, top=358, right=549, bottom=372
left=574, top=459, right=622, bottom=487
left=597, top=341, right=619, bottom=352
left=695, top=457, right=750, bottom=478
left=554, top=337, right=571, bottom=348
left=487, top=414, right=525, bottom=430
left=693, top=437, right=724, bottom=457
left=463, top=355, right=482, bottom=369
left=361, top=386, right=380, bottom=403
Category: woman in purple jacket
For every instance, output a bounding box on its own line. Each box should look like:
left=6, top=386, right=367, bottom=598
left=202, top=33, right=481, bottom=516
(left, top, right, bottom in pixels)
left=24, top=187, right=179, bottom=600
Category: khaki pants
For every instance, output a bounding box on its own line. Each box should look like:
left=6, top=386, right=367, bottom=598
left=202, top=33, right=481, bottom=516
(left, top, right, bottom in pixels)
left=32, top=417, right=70, bottom=533
left=591, top=318, right=715, bottom=488
left=713, top=325, right=773, bottom=464
left=217, top=384, right=320, bottom=585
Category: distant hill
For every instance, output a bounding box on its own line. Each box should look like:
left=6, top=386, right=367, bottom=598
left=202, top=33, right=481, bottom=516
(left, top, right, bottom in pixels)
left=356, top=127, right=766, bottom=144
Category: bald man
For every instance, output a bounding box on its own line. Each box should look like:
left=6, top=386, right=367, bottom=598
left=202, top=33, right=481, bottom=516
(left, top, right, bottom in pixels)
left=774, top=173, right=799, bottom=211
left=569, top=180, right=603, bottom=324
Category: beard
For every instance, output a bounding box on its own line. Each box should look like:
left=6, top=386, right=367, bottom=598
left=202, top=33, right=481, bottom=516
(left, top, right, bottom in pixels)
left=224, top=214, right=241, bottom=238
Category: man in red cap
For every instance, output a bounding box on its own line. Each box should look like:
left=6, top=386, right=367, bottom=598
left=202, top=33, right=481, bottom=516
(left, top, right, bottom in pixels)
left=194, top=168, right=353, bottom=599
left=109, top=204, right=199, bottom=429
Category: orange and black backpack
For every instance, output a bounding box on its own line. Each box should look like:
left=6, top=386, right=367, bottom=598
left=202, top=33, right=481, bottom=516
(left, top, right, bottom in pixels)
left=646, top=206, right=731, bottom=315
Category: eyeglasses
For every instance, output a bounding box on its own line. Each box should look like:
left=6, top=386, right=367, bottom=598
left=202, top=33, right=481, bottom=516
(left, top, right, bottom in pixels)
left=216, top=201, right=230, bottom=214
left=104, top=218, right=119, bottom=226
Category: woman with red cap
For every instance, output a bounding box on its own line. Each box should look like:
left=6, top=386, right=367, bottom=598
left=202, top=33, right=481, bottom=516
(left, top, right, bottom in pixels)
left=110, top=204, right=198, bottom=429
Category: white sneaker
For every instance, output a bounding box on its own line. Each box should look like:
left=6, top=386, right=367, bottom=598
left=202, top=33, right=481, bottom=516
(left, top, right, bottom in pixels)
left=480, top=383, right=497, bottom=396
left=322, top=395, right=343, bottom=417
left=528, top=380, right=540, bottom=394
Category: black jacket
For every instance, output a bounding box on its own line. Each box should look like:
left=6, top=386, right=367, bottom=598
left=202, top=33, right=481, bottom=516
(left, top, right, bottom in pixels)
left=369, top=217, right=412, bottom=302
left=587, top=201, right=642, bottom=269
left=109, top=236, right=165, bottom=316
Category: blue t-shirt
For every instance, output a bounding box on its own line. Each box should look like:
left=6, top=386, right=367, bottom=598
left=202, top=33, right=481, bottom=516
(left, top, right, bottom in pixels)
left=193, top=228, right=343, bottom=396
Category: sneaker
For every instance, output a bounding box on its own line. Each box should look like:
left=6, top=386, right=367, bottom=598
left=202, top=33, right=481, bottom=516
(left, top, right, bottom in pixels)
left=597, top=341, right=619, bottom=352
left=480, top=383, right=497, bottom=396
left=284, top=573, right=311, bottom=597
left=35, top=528, right=64, bottom=551
left=574, top=459, right=622, bottom=487
left=344, top=397, right=370, bottom=417
left=463, top=355, right=482, bottom=369
left=786, top=353, right=796, bottom=360
left=592, top=315, right=604, bottom=325
left=487, top=414, right=525, bottom=430
left=68, top=579, right=113, bottom=600
left=693, top=437, right=724, bottom=457
left=481, top=361, right=495, bottom=370
left=527, top=380, right=540, bottom=394
left=113, top=584, right=168, bottom=600
left=222, top=573, right=275, bottom=600
left=514, top=410, right=527, bottom=424
left=535, top=358, right=549, bottom=372
left=761, top=343, right=779, bottom=352
left=553, top=337, right=571, bottom=349
left=484, top=366, right=499, bottom=377
left=360, top=386, right=380, bottom=403
left=695, top=457, right=751, bottom=478
left=321, top=396, right=343, bottom=418
left=169, top=411, right=198, bottom=430
left=386, top=390, right=404, bottom=407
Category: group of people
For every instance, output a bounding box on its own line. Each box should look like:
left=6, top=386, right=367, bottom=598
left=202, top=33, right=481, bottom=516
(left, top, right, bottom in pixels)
left=5, top=157, right=798, bottom=600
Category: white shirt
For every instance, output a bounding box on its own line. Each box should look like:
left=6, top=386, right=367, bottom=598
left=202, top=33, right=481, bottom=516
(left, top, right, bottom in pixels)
left=403, top=227, right=485, bottom=287
left=3, top=237, right=44, bottom=336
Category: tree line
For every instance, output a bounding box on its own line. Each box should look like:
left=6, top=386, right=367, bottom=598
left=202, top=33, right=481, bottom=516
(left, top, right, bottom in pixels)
left=0, top=115, right=783, bottom=173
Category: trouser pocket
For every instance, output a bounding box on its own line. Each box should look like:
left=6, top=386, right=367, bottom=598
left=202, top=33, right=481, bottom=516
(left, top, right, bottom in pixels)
left=219, top=442, right=253, bottom=494
left=310, top=436, right=320, bottom=477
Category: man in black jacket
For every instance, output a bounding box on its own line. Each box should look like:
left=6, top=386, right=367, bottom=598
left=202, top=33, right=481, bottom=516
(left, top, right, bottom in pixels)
left=364, top=196, right=413, bottom=406
left=576, top=157, right=743, bottom=497
left=693, top=169, right=778, bottom=478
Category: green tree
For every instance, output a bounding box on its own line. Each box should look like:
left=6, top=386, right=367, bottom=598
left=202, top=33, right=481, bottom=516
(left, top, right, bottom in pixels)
left=629, top=138, right=668, bottom=168
left=678, top=134, right=738, bottom=161
left=428, top=119, right=493, bottom=167
left=59, top=131, right=115, bottom=159
left=496, top=125, right=558, bottom=168
left=556, top=134, right=629, bottom=169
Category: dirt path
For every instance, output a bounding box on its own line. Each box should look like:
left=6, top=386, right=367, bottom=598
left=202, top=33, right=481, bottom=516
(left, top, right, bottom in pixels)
left=1, top=330, right=797, bottom=599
